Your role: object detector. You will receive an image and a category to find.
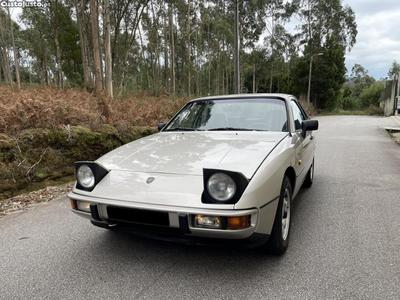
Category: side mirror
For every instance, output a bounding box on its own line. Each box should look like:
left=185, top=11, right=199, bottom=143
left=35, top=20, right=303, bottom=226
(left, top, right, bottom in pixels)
left=157, top=122, right=166, bottom=131
left=302, top=120, right=318, bottom=138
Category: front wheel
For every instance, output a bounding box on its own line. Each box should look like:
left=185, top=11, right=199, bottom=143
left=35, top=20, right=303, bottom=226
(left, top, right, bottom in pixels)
left=266, top=175, right=292, bottom=255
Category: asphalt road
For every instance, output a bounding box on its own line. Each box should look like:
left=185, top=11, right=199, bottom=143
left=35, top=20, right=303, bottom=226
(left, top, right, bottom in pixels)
left=1, top=116, right=400, bottom=300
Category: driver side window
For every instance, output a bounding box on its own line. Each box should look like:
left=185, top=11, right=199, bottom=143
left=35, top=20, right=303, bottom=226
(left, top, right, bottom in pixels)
left=290, top=101, right=305, bottom=131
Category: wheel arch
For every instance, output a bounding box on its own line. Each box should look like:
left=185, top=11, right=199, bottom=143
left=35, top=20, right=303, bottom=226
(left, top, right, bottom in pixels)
left=284, top=166, right=296, bottom=191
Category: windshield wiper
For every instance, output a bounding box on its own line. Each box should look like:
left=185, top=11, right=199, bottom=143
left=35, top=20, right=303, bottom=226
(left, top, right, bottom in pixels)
left=208, top=127, right=267, bottom=131
left=164, top=127, right=205, bottom=131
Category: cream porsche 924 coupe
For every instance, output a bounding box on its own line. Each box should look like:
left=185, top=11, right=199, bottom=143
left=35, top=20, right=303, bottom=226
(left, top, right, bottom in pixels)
left=69, top=94, right=318, bottom=254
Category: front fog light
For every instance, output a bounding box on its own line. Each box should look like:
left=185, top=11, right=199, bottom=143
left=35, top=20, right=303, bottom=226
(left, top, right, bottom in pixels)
left=194, top=215, right=221, bottom=229
left=77, top=201, right=91, bottom=212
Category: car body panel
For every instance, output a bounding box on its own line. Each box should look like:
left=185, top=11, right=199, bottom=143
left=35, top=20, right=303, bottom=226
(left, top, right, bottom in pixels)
left=96, top=131, right=288, bottom=179
left=73, top=171, right=232, bottom=209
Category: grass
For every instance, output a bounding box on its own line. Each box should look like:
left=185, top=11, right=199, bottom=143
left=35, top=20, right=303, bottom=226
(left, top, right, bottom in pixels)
left=319, top=106, right=384, bottom=116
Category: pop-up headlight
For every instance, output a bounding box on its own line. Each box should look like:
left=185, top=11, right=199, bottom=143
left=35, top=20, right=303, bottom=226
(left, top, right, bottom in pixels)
left=75, top=162, right=109, bottom=192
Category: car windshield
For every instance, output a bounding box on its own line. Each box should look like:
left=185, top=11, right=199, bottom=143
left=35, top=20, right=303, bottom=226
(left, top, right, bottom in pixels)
left=164, top=98, right=288, bottom=132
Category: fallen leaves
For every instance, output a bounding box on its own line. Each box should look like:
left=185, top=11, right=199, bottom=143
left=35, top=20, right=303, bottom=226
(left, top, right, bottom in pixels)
left=0, top=182, right=74, bottom=218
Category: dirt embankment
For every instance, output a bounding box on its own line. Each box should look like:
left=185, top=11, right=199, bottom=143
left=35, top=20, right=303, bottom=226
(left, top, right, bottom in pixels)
left=0, top=85, right=189, bottom=200
left=0, top=125, right=157, bottom=200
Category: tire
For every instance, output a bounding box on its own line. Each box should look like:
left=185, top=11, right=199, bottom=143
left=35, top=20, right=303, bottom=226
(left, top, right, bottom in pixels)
left=266, top=175, right=292, bottom=255
left=302, top=158, right=314, bottom=188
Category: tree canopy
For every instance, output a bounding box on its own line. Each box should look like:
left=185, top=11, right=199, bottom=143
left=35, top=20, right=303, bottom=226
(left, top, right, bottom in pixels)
left=0, top=0, right=365, bottom=110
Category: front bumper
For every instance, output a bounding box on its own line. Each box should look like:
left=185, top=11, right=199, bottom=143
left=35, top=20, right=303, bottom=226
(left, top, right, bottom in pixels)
left=68, top=192, right=263, bottom=244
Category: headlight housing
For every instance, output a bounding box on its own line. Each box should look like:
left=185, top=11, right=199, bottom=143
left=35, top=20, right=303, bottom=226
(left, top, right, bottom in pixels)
left=202, top=169, right=249, bottom=204
left=75, top=162, right=109, bottom=192
left=77, top=165, right=95, bottom=189
left=207, top=173, right=236, bottom=201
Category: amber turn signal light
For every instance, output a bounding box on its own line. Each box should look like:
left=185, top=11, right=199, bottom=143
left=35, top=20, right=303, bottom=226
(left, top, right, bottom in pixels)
left=227, top=215, right=250, bottom=230
left=70, top=199, right=75, bottom=209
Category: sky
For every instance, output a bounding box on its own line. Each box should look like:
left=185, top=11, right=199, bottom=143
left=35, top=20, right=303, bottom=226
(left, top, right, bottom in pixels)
left=8, top=0, right=400, bottom=81
left=342, top=0, right=400, bottom=79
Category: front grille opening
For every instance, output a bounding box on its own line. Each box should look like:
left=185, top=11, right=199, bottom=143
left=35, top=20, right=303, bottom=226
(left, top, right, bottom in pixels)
left=107, top=206, right=170, bottom=227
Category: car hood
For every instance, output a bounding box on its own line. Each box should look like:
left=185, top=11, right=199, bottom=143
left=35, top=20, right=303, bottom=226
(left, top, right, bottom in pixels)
left=96, top=131, right=288, bottom=179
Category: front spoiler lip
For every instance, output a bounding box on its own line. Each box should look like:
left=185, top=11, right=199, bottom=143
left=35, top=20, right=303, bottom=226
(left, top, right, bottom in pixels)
left=90, top=220, right=269, bottom=249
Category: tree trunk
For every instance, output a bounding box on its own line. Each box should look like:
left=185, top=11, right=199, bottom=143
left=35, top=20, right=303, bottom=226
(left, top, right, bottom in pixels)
left=150, top=43, right=155, bottom=90
left=75, top=0, right=89, bottom=89
left=169, top=3, right=175, bottom=93
left=0, top=12, right=12, bottom=87
left=151, top=1, right=160, bottom=96
left=287, top=56, right=290, bottom=87
left=90, top=0, right=102, bottom=94
left=269, top=59, right=274, bottom=93
left=7, top=7, right=20, bottom=91
left=38, top=59, right=43, bottom=84
left=228, top=63, right=231, bottom=94
left=221, top=62, right=225, bottom=95
left=208, top=20, right=211, bottom=95
left=44, top=55, right=49, bottom=85
left=253, top=64, right=255, bottom=93
left=0, top=55, right=4, bottom=83
left=138, top=27, right=150, bottom=90
left=187, top=0, right=191, bottom=97
left=96, top=0, right=104, bottom=89
left=233, top=0, right=240, bottom=94
left=195, top=29, right=200, bottom=97
left=0, top=49, right=12, bottom=86
left=104, top=0, right=113, bottom=98
left=54, top=0, right=64, bottom=89
left=216, top=53, right=220, bottom=95
left=163, top=3, right=168, bottom=92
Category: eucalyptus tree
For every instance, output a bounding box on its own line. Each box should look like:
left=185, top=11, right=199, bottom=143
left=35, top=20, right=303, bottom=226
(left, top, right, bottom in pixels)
left=74, top=0, right=90, bottom=89
left=104, top=0, right=113, bottom=97
left=113, top=0, right=150, bottom=97
left=20, top=8, right=52, bottom=85
left=273, top=25, right=299, bottom=89
left=0, top=9, right=13, bottom=86
left=348, top=63, right=375, bottom=99
left=388, top=60, right=400, bottom=80
left=7, top=7, right=21, bottom=91
left=89, top=0, right=102, bottom=94
left=19, top=1, right=81, bottom=87
left=291, top=0, right=357, bottom=52
left=261, top=0, right=292, bottom=92
left=288, top=0, right=357, bottom=108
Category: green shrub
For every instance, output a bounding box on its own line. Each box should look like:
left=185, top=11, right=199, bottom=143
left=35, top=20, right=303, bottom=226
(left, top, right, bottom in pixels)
left=359, top=81, right=385, bottom=108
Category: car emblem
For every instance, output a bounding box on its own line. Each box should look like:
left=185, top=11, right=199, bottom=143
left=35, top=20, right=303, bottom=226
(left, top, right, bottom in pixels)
left=146, top=177, right=155, bottom=184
